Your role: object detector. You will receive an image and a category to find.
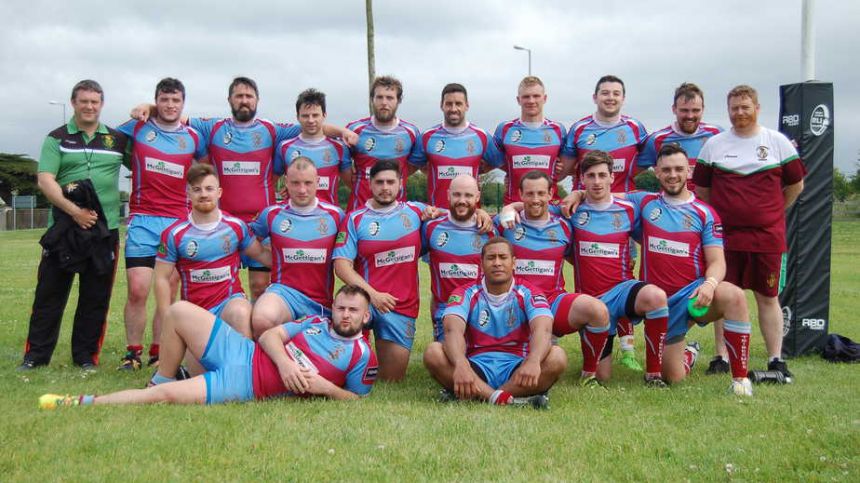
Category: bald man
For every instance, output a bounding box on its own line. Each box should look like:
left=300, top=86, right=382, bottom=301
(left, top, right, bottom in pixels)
left=249, top=157, right=346, bottom=338
left=421, top=175, right=498, bottom=340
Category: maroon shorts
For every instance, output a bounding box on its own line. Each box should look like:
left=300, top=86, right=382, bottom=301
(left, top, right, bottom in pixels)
left=724, top=250, right=784, bottom=297
left=551, top=292, right=583, bottom=337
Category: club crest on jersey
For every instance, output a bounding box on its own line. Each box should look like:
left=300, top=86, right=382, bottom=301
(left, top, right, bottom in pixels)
left=145, top=130, right=157, bottom=143
left=323, top=150, right=332, bottom=163
left=466, top=140, right=476, bottom=154
left=514, top=226, right=526, bottom=241
left=507, top=309, right=517, bottom=328
left=756, top=145, right=769, bottom=161
left=103, top=135, right=115, bottom=150
left=178, top=137, right=187, bottom=151
left=576, top=211, right=590, bottom=226
left=328, top=344, right=345, bottom=361
left=400, top=213, right=413, bottom=230
left=479, top=309, right=490, bottom=327
left=543, top=131, right=552, bottom=143
left=369, top=221, right=381, bottom=236
left=511, top=129, right=523, bottom=143
left=437, top=232, right=449, bottom=247
left=280, top=219, right=293, bottom=233
left=434, top=139, right=446, bottom=153
left=290, top=150, right=301, bottom=160
left=649, top=207, right=663, bottom=222
left=186, top=240, right=198, bottom=258
left=767, top=272, right=777, bottom=288
left=222, top=131, right=232, bottom=145
left=547, top=229, right=559, bottom=243
left=364, top=137, right=376, bottom=152
left=682, top=214, right=694, bottom=230
left=586, top=133, right=596, bottom=146
left=616, top=131, right=627, bottom=145
left=317, top=218, right=329, bottom=235
left=221, top=235, right=232, bottom=254
left=395, top=138, right=405, bottom=154
left=611, top=213, right=624, bottom=230
left=472, top=235, right=483, bottom=250
left=253, top=132, right=263, bottom=148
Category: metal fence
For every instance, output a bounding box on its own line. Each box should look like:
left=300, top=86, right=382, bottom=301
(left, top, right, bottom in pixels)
left=0, top=208, right=50, bottom=231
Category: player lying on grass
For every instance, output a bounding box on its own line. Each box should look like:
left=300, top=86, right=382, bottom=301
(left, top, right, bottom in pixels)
left=423, top=237, right=567, bottom=408
left=39, top=285, right=378, bottom=408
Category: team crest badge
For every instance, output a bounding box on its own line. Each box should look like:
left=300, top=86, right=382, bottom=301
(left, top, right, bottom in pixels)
left=178, top=137, right=187, bottom=151
left=369, top=221, right=381, bottom=236
left=145, top=130, right=157, bottom=143
left=611, top=212, right=624, bottom=230
left=479, top=309, right=490, bottom=327
left=364, top=137, right=376, bottom=152
left=400, top=213, right=413, bottom=230
left=547, top=229, right=558, bottom=243
left=437, top=232, right=449, bottom=247
left=317, top=218, right=329, bottom=235
left=682, top=215, right=694, bottom=230
left=616, top=131, right=627, bottom=145
left=434, top=139, right=446, bottom=153
left=185, top=240, right=198, bottom=258
left=223, top=131, right=232, bottom=145
left=576, top=211, right=590, bottom=226
left=290, top=150, right=301, bottom=160
left=767, top=273, right=777, bottom=288
left=507, top=309, right=517, bottom=328
left=511, top=129, right=523, bottom=143
left=253, top=132, right=263, bottom=148
left=543, top=131, right=552, bottom=143
left=649, top=207, right=663, bottom=222
left=103, top=135, right=115, bottom=150
left=472, top=234, right=483, bottom=251
left=280, top=219, right=293, bottom=233
left=586, top=133, right=596, bottom=146
left=514, top=226, right=525, bottom=241
left=323, top=150, right=332, bottom=163
left=222, top=235, right=232, bottom=254
left=466, top=140, right=476, bottom=154
left=394, top=138, right=405, bottom=154
left=757, top=145, right=769, bottom=161
left=328, top=344, right=345, bottom=361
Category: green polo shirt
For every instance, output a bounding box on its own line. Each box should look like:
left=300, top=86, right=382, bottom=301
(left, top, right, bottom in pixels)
left=39, top=118, right=129, bottom=229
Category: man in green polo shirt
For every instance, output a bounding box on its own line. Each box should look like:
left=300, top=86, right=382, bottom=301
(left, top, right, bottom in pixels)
left=19, top=79, right=129, bottom=370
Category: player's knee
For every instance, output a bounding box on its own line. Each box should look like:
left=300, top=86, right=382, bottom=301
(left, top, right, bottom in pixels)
left=638, top=285, right=667, bottom=311
left=544, top=346, right=568, bottom=377
left=719, top=283, right=749, bottom=314
left=587, top=298, right=609, bottom=327
left=126, top=278, right=150, bottom=304
left=422, top=342, right=446, bottom=370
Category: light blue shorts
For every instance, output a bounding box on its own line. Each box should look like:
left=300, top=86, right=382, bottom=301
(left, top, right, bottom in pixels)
left=599, top=280, right=646, bottom=336
left=666, top=278, right=704, bottom=342
left=264, top=283, right=331, bottom=320
left=468, top=351, right=525, bottom=390
left=126, top=214, right=178, bottom=259
left=200, top=317, right=255, bottom=404
left=369, top=306, right=416, bottom=350
left=208, top=293, right=247, bottom=318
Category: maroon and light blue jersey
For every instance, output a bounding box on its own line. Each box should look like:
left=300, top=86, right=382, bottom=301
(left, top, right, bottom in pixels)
left=190, top=118, right=299, bottom=223
left=568, top=198, right=638, bottom=297
left=411, top=123, right=500, bottom=208
left=638, top=122, right=722, bottom=192
left=333, top=201, right=426, bottom=318
left=627, top=192, right=723, bottom=296
left=563, top=115, right=647, bottom=193
left=274, top=136, right=351, bottom=205
left=157, top=213, right=252, bottom=310
left=443, top=278, right=551, bottom=357
left=492, top=118, right=566, bottom=205
left=495, top=208, right=572, bottom=301
left=421, top=215, right=497, bottom=308
left=250, top=200, right=344, bottom=309
left=345, top=117, right=421, bottom=211
left=118, top=119, right=205, bottom=219
left=252, top=316, right=378, bottom=399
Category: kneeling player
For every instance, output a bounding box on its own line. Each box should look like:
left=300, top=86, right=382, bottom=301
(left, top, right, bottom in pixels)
left=39, top=285, right=378, bottom=408
left=423, top=237, right=567, bottom=408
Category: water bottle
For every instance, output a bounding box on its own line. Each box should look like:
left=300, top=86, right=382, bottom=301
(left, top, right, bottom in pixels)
left=748, top=370, right=793, bottom=384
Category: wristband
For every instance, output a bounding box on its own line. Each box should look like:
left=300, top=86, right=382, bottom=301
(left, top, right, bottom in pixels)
left=499, top=211, right=516, bottom=225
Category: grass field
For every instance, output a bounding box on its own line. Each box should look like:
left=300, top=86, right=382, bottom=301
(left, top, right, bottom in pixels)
left=1, top=223, right=858, bottom=481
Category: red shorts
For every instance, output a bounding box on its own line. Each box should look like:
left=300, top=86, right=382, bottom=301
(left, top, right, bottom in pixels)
left=551, top=292, right=583, bottom=337
left=724, top=250, right=784, bottom=297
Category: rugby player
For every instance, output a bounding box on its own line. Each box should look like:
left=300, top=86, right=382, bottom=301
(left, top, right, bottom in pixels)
left=491, top=76, right=566, bottom=205
left=117, top=78, right=206, bottom=370
left=497, top=171, right=610, bottom=385
left=155, top=163, right=270, bottom=339
left=345, top=75, right=421, bottom=211
left=411, top=83, right=501, bottom=208
left=694, top=85, right=805, bottom=379
left=421, top=174, right=497, bottom=341
left=39, top=285, right=378, bottom=408
left=333, top=159, right=428, bottom=381
left=250, top=158, right=345, bottom=338
left=423, top=237, right=567, bottom=407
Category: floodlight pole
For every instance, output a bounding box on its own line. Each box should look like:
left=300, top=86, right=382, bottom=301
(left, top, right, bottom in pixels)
left=48, top=100, right=66, bottom=125
left=366, top=0, right=376, bottom=115
left=513, top=45, right=532, bottom=76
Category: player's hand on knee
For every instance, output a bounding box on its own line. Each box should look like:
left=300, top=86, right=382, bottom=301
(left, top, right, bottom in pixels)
left=691, top=282, right=715, bottom=308
left=513, top=360, right=541, bottom=388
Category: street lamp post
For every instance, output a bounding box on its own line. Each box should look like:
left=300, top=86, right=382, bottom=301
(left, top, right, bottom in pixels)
left=513, top=45, right=532, bottom=76
left=48, top=100, right=66, bottom=125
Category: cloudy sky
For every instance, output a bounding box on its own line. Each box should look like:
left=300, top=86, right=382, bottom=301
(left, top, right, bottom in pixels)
left=2, top=0, right=857, bottom=175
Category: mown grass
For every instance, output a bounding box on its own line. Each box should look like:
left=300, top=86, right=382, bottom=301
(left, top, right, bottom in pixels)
left=0, top=224, right=858, bottom=481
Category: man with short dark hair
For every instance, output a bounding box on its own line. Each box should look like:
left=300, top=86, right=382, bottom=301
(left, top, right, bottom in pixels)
left=345, top=75, right=422, bottom=211
left=694, top=85, right=806, bottom=379
left=20, top=80, right=129, bottom=370
left=411, top=83, right=500, bottom=208
left=38, top=285, right=378, bottom=408
left=423, top=237, right=567, bottom=408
